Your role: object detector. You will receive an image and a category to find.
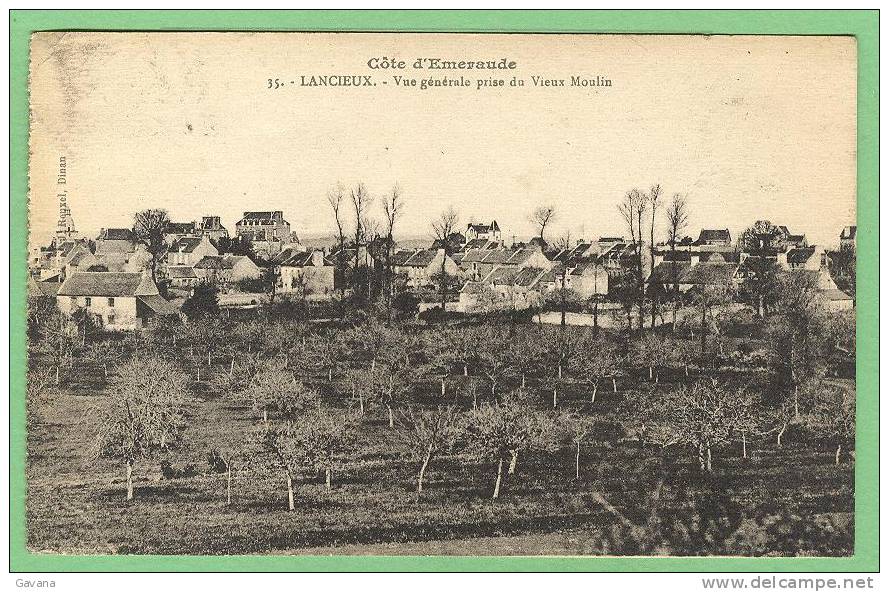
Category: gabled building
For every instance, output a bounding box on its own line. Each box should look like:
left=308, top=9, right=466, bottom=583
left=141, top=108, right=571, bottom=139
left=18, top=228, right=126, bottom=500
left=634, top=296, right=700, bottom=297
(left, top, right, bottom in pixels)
left=465, top=221, right=501, bottom=242
left=192, top=254, right=262, bottom=287
left=56, top=271, right=178, bottom=331
left=167, top=235, right=218, bottom=267
left=95, top=228, right=137, bottom=256
left=695, top=229, right=732, bottom=247
left=278, top=249, right=335, bottom=297
left=392, top=248, right=459, bottom=288
left=235, top=211, right=291, bottom=256
left=199, top=216, right=230, bottom=243
left=164, top=222, right=198, bottom=245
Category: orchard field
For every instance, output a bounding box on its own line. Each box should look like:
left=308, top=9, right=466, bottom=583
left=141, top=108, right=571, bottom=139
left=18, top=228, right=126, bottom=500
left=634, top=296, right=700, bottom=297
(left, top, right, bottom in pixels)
left=25, top=297, right=856, bottom=556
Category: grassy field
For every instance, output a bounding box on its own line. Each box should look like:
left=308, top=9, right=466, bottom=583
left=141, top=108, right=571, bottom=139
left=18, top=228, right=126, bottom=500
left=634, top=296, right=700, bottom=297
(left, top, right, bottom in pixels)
left=26, top=340, right=855, bottom=556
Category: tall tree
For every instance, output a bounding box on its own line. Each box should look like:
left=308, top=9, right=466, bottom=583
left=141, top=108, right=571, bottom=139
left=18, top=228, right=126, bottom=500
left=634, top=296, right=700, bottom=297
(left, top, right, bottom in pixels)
left=618, top=189, right=647, bottom=333
left=431, top=206, right=460, bottom=313
left=647, top=185, right=662, bottom=331
left=739, top=220, right=782, bottom=317
left=529, top=205, right=557, bottom=245
left=133, top=208, right=170, bottom=283
left=381, top=184, right=404, bottom=318
left=327, top=183, right=349, bottom=317
left=350, top=183, right=373, bottom=302
left=664, top=193, right=689, bottom=331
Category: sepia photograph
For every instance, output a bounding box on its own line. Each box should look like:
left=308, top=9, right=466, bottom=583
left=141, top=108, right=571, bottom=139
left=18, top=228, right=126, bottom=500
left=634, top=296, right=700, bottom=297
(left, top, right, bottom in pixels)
left=24, top=30, right=859, bottom=558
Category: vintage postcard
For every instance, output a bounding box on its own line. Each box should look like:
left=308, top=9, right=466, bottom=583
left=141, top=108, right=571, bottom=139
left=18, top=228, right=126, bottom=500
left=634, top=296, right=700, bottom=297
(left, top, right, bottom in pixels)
left=24, top=30, right=860, bottom=560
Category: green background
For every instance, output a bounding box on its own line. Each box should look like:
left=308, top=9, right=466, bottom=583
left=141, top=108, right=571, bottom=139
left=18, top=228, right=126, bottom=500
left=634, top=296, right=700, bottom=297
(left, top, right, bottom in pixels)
left=9, top=9, right=879, bottom=572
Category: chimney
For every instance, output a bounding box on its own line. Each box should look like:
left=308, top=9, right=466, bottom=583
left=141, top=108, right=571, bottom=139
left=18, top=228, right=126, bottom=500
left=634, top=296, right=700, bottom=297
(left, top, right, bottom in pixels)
left=311, top=250, right=324, bottom=267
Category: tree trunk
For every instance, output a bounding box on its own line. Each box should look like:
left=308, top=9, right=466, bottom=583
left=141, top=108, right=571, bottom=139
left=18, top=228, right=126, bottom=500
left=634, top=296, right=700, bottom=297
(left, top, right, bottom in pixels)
left=325, top=467, right=332, bottom=492
left=591, top=382, right=598, bottom=403
left=55, top=364, right=60, bottom=386
left=328, top=368, right=333, bottom=382
left=463, top=364, right=468, bottom=377
left=794, top=384, right=800, bottom=419
left=575, top=443, right=581, bottom=480
left=387, top=404, right=394, bottom=429
left=441, top=378, right=445, bottom=397
left=649, top=366, right=653, bottom=380
left=777, top=422, right=787, bottom=447
left=126, top=460, right=134, bottom=501
left=835, top=444, right=842, bottom=465
left=705, top=441, right=713, bottom=473
left=418, top=449, right=432, bottom=494
left=552, top=389, right=557, bottom=409
left=493, top=458, right=504, bottom=499
left=508, top=449, right=518, bottom=475
left=262, top=407, right=268, bottom=424
left=697, top=442, right=705, bottom=471
left=700, top=304, right=707, bottom=355
left=521, top=373, right=526, bottom=389
left=286, top=472, right=295, bottom=511
left=612, top=377, right=617, bottom=393
left=229, top=358, right=235, bottom=377
left=558, top=364, right=563, bottom=379
left=742, top=433, right=747, bottom=459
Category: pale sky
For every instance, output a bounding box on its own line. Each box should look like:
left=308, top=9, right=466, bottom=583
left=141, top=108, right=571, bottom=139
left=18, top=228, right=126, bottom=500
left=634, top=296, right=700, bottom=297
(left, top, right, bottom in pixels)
left=29, top=32, right=857, bottom=249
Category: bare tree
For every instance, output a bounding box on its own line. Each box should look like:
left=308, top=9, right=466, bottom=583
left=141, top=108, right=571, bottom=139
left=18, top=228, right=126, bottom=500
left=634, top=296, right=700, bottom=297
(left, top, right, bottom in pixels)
left=382, top=184, right=404, bottom=318
left=133, top=208, right=170, bottom=283
left=562, top=412, right=597, bottom=480
left=350, top=183, right=373, bottom=302
left=327, top=183, right=349, bottom=316
left=647, top=185, right=662, bottom=330
left=618, top=189, right=647, bottom=333
left=431, top=206, right=460, bottom=313
left=529, top=205, right=557, bottom=245
left=664, top=193, right=689, bottom=331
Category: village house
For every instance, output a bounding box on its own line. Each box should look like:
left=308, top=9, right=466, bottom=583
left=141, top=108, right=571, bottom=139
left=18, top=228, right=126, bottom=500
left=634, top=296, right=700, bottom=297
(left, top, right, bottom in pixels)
left=167, top=235, right=219, bottom=267
left=465, top=220, right=501, bottom=242
left=95, top=228, right=138, bottom=256
left=192, top=254, right=262, bottom=287
left=56, top=271, right=178, bottom=331
left=459, top=245, right=552, bottom=281
left=165, top=266, right=201, bottom=289
left=164, top=221, right=198, bottom=245
left=278, top=249, right=335, bottom=297
left=235, top=211, right=292, bottom=256
left=695, top=229, right=732, bottom=247
left=199, top=215, right=230, bottom=243
left=391, top=248, right=460, bottom=288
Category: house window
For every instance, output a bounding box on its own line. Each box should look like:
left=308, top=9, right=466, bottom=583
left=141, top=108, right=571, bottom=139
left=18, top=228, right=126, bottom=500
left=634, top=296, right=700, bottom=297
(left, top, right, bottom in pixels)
left=107, top=314, right=115, bottom=325
left=85, top=297, right=91, bottom=307
left=108, top=297, right=115, bottom=307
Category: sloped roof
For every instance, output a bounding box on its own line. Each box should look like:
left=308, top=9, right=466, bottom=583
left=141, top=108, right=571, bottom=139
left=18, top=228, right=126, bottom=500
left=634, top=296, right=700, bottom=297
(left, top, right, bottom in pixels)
left=514, top=266, right=546, bottom=287
left=681, top=263, right=739, bottom=285
left=167, top=266, right=198, bottom=278
left=58, top=272, right=159, bottom=297
left=648, top=261, right=692, bottom=284
left=403, top=249, right=439, bottom=267
left=787, top=247, right=817, bottom=265
left=486, top=266, right=521, bottom=285
left=280, top=250, right=333, bottom=267
left=99, top=228, right=136, bottom=241
left=170, top=237, right=205, bottom=253
left=696, top=229, right=731, bottom=244
left=166, top=222, right=196, bottom=234
left=464, top=238, right=498, bottom=250
left=239, top=211, right=283, bottom=221
left=137, top=294, right=180, bottom=316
